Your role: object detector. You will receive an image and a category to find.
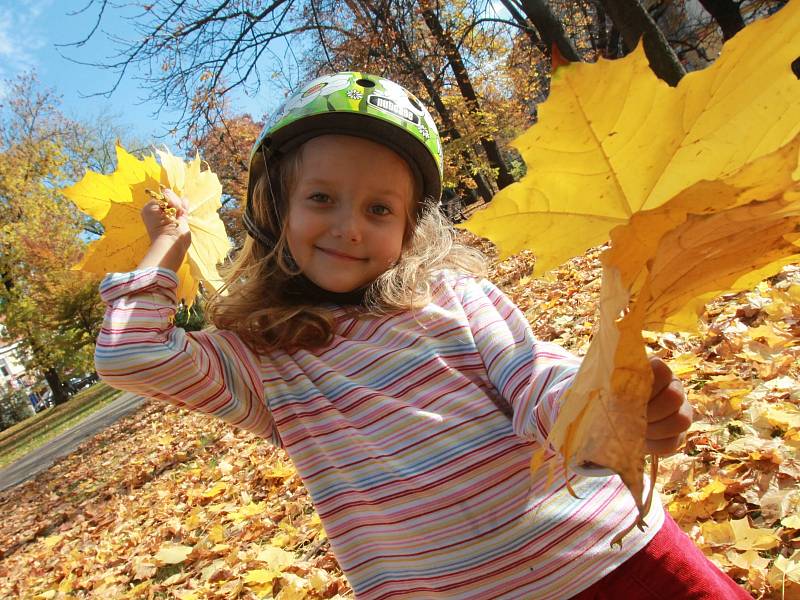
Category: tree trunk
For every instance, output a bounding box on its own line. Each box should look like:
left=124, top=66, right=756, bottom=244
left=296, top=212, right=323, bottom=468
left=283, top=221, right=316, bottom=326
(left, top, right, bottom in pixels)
left=419, top=2, right=516, bottom=190
left=350, top=0, right=496, bottom=202
left=595, top=1, right=609, bottom=57
left=698, top=0, right=745, bottom=40
left=44, top=368, right=69, bottom=405
left=518, top=0, right=582, bottom=62
left=412, top=69, right=496, bottom=202
left=497, top=0, right=542, bottom=49
left=598, top=0, right=686, bottom=85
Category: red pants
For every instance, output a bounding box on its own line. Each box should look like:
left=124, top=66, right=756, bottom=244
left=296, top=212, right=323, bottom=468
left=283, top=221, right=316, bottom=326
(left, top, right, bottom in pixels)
left=571, top=513, right=752, bottom=599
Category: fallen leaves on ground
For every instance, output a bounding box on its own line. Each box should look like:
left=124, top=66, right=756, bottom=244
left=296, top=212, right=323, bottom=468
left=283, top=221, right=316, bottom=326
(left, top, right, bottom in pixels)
left=480, top=234, right=800, bottom=598
left=0, top=402, right=349, bottom=599
left=0, top=238, right=797, bottom=598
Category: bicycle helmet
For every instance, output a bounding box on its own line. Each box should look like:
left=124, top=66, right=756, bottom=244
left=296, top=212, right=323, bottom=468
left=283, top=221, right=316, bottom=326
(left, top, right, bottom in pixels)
left=243, top=72, right=443, bottom=247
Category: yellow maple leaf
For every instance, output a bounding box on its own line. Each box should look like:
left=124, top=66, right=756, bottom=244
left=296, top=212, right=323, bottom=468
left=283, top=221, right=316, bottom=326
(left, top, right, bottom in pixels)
left=63, top=144, right=231, bottom=306
left=244, top=568, right=280, bottom=584
left=183, top=508, right=204, bottom=530
left=203, top=481, right=228, bottom=498
left=462, top=3, right=799, bottom=272
left=42, top=534, right=63, bottom=549
left=154, top=543, right=194, bottom=564
left=668, top=478, right=729, bottom=522
left=209, top=523, right=226, bottom=543
left=701, top=520, right=735, bottom=547
left=256, top=544, right=296, bottom=571
left=462, top=3, right=800, bottom=539
left=665, top=352, right=701, bottom=376
left=731, top=517, right=780, bottom=551
left=727, top=548, right=770, bottom=579
left=229, top=500, right=267, bottom=522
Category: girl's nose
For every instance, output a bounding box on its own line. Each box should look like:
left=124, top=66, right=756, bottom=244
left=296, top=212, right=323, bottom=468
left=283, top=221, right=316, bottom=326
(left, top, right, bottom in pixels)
left=332, top=209, right=362, bottom=242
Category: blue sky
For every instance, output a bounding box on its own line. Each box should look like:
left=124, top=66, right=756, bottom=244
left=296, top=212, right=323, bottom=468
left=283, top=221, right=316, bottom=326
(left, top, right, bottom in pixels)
left=0, top=0, right=511, bottom=149
left=0, top=0, right=277, bottom=147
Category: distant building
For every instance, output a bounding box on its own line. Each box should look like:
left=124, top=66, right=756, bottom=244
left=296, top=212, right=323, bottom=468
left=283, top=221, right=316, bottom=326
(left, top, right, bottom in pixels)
left=0, top=325, right=27, bottom=391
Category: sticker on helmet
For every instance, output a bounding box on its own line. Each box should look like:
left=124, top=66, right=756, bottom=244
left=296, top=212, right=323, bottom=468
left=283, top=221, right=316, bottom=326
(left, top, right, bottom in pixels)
left=368, top=95, right=420, bottom=125
left=301, top=81, right=328, bottom=98
left=279, top=73, right=355, bottom=116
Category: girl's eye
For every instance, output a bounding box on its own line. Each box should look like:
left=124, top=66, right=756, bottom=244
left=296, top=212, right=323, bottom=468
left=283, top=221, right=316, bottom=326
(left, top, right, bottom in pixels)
left=309, top=193, right=331, bottom=204
left=370, top=204, right=392, bottom=216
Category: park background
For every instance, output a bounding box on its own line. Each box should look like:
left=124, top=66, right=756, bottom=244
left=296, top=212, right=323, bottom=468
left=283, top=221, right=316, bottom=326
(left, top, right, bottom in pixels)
left=1, top=1, right=798, bottom=598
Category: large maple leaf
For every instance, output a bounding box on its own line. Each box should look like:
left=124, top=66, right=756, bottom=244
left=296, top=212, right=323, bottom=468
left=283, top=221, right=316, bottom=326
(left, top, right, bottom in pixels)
left=63, top=145, right=231, bottom=306
left=463, top=3, right=800, bottom=540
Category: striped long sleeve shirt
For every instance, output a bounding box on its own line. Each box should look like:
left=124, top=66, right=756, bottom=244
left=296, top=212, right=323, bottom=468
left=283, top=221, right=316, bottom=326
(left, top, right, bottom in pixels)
left=96, top=267, right=663, bottom=599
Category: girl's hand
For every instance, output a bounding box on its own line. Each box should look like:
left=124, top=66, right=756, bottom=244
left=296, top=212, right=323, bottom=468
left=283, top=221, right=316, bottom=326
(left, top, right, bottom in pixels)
left=141, top=187, right=191, bottom=244
left=137, top=187, right=192, bottom=272
left=646, top=358, right=693, bottom=455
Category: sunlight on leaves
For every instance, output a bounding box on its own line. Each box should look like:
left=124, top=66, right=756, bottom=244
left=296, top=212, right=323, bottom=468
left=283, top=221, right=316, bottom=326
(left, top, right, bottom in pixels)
left=62, top=145, right=231, bottom=306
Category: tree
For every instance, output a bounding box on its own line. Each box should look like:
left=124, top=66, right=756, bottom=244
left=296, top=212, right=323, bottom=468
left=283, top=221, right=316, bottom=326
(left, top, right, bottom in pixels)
left=301, top=0, right=528, bottom=200
left=501, top=0, right=582, bottom=61
left=419, top=1, right=515, bottom=190
left=697, top=0, right=745, bottom=40
left=0, top=75, right=107, bottom=404
left=69, top=0, right=780, bottom=209
left=597, top=0, right=686, bottom=85
left=65, top=0, right=309, bottom=136
left=193, top=112, right=263, bottom=246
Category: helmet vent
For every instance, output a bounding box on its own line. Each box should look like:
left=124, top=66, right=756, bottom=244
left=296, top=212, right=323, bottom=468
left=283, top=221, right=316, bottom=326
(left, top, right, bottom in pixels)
left=356, top=78, right=375, bottom=88
left=408, top=96, right=422, bottom=111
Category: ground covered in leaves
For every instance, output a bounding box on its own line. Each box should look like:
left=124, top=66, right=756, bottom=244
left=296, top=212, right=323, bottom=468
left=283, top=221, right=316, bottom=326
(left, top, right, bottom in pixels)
left=1, top=239, right=798, bottom=599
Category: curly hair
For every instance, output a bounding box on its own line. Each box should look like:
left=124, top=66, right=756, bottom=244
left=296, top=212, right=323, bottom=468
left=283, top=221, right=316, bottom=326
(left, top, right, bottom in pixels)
left=205, top=144, right=486, bottom=353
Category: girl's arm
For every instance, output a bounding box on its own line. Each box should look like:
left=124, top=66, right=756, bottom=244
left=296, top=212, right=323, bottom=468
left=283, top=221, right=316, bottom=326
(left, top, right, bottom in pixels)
left=457, top=276, right=579, bottom=449
left=94, top=190, right=278, bottom=443
left=459, top=276, right=691, bottom=457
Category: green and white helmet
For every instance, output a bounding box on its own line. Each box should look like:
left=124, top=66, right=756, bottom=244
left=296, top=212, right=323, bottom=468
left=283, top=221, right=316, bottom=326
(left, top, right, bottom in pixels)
left=244, top=72, right=443, bottom=244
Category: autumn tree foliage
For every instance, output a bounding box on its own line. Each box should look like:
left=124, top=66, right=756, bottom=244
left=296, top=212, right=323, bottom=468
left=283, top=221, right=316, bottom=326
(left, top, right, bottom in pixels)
left=0, top=76, right=106, bottom=404
left=193, top=113, right=263, bottom=245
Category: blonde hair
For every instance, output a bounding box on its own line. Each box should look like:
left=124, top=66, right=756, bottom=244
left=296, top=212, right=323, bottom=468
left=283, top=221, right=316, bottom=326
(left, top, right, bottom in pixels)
left=206, top=145, right=487, bottom=353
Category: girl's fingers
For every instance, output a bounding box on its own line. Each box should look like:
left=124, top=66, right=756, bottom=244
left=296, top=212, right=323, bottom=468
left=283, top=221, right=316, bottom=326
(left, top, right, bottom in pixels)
left=647, top=433, right=686, bottom=456
left=646, top=356, right=692, bottom=456
left=160, top=187, right=181, bottom=208
left=142, top=199, right=168, bottom=220
left=160, top=187, right=190, bottom=218
left=649, top=357, right=674, bottom=396
left=646, top=401, right=693, bottom=441
left=647, top=378, right=685, bottom=422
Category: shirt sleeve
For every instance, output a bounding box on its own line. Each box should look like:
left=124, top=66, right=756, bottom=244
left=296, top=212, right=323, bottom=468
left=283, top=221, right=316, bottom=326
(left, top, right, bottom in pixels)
left=456, top=275, right=581, bottom=450
left=94, top=268, right=278, bottom=443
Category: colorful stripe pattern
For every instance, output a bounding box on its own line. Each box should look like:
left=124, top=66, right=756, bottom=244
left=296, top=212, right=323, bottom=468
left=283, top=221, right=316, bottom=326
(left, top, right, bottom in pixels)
left=96, top=268, right=663, bottom=599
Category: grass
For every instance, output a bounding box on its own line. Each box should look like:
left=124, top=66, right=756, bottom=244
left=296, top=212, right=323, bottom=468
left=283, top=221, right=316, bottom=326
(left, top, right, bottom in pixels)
left=0, top=382, right=123, bottom=468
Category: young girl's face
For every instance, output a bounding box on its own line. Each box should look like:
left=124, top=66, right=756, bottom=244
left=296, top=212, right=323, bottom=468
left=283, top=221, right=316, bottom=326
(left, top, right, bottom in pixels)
left=285, top=134, right=416, bottom=293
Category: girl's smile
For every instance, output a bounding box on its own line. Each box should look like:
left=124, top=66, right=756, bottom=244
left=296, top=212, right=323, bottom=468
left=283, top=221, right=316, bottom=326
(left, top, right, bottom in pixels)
left=285, top=134, right=416, bottom=293
left=314, top=245, right=367, bottom=261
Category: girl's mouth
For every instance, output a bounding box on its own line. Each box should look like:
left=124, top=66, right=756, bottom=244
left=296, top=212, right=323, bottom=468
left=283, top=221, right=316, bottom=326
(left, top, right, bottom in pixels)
left=316, top=246, right=367, bottom=261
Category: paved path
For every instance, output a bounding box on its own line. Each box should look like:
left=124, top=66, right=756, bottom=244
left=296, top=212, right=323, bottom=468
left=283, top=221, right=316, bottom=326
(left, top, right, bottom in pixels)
left=0, top=392, right=146, bottom=493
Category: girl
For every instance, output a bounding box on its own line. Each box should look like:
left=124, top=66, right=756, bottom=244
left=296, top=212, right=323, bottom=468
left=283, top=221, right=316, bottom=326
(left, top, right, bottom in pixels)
left=96, top=72, right=744, bottom=599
